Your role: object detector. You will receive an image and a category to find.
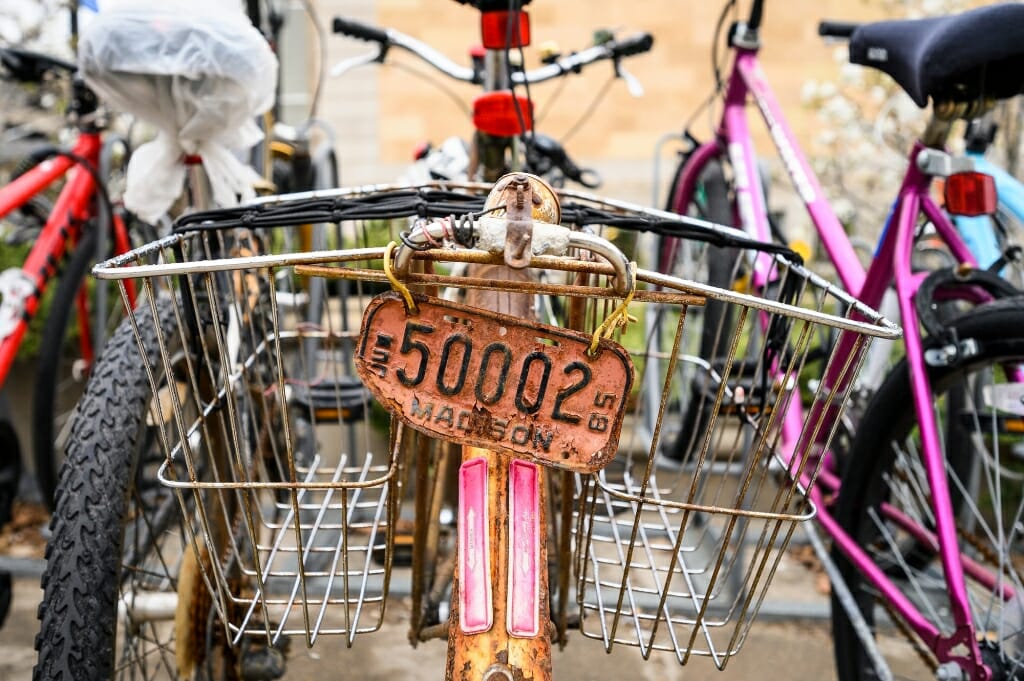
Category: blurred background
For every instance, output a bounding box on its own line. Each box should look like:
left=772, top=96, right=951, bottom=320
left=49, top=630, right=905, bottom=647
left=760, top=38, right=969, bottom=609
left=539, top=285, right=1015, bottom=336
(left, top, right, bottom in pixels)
left=0, top=0, right=953, bottom=198
left=7, top=0, right=1021, bottom=245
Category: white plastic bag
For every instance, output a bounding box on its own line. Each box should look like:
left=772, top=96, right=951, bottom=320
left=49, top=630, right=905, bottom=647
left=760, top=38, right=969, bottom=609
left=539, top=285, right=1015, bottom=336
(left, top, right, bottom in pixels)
left=79, top=0, right=278, bottom=222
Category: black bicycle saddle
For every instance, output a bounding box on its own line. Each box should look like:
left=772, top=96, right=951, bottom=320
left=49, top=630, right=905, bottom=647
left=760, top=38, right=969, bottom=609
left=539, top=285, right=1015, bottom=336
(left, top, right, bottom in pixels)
left=0, top=47, right=76, bottom=83
left=849, top=3, right=1024, bottom=107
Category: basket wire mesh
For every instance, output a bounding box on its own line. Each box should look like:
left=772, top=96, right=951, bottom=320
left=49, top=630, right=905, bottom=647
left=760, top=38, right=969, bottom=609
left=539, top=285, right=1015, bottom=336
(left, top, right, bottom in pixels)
left=108, top=217, right=415, bottom=647
left=571, top=241, right=874, bottom=667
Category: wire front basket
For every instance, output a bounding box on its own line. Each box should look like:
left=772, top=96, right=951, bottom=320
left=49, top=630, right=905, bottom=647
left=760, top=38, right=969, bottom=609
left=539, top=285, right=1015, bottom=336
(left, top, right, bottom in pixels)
left=99, top=201, right=426, bottom=646
left=94, top=182, right=898, bottom=660
left=572, top=244, right=865, bottom=668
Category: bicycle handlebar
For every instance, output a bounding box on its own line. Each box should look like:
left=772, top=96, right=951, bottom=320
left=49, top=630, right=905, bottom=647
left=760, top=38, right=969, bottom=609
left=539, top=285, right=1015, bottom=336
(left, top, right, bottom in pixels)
left=331, top=15, right=653, bottom=86
left=331, top=16, right=389, bottom=44
left=610, top=33, right=655, bottom=59
left=519, top=32, right=652, bottom=85
left=817, top=20, right=860, bottom=39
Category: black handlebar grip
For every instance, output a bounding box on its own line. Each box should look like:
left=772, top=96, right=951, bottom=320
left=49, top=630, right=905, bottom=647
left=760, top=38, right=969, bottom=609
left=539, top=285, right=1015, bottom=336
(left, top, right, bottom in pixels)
left=817, top=20, right=860, bottom=39
left=332, top=16, right=389, bottom=44
left=612, top=33, right=654, bottom=58
left=454, top=0, right=534, bottom=9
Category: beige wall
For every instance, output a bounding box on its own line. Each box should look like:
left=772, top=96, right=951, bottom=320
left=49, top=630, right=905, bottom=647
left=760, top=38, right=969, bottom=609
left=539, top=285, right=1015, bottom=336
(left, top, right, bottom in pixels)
left=319, top=1, right=890, bottom=197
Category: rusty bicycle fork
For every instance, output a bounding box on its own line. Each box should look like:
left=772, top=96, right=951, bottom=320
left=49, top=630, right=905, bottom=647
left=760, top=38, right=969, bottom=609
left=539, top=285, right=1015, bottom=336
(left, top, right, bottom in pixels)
left=449, top=176, right=551, bottom=681
left=449, top=448, right=550, bottom=681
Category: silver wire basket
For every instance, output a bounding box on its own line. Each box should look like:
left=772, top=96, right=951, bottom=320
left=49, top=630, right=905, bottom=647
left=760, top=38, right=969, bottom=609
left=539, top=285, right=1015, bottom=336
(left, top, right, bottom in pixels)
left=564, top=194, right=898, bottom=668
left=89, top=185, right=483, bottom=647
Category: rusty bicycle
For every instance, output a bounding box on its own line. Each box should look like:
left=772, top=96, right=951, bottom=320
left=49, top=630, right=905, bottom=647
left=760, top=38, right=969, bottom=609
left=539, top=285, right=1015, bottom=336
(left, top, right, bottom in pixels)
left=31, top=169, right=898, bottom=680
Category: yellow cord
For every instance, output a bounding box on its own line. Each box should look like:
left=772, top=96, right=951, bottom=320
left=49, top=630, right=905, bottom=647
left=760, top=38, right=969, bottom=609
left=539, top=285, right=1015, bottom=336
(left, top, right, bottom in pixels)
left=589, top=262, right=638, bottom=355
left=383, top=241, right=417, bottom=313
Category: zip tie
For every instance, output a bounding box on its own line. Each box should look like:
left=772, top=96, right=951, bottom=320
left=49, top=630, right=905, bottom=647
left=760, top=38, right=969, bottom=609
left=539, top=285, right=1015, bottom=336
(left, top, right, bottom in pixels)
left=589, top=261, right=638, bottom=355
left=383, top=241, right=417, bottom=313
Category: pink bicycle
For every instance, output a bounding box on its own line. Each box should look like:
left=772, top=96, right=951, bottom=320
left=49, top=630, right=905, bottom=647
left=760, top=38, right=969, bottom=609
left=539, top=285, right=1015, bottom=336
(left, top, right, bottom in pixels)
left=660, top=3, right=1024, bottom=680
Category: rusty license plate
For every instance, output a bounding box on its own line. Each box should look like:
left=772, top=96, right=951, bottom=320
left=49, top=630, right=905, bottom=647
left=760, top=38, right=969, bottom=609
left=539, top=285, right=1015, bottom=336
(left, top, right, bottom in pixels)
left=355, top=292, right=634, bottom=473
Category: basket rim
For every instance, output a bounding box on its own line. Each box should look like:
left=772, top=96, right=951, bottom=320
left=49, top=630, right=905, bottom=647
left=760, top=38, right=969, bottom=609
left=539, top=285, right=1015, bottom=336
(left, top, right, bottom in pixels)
left=92, top=181, right=901, bottom=342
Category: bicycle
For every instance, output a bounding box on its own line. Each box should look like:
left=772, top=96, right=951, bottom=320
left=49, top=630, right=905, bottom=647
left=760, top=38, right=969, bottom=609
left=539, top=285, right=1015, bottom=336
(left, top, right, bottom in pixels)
left=329, top=1, right=651, bottom=186
left=33, top=2, right=899, bottom=680
left=661, top=2, right=1024, bottom=679
left=0, top=45, right=144, bottom=510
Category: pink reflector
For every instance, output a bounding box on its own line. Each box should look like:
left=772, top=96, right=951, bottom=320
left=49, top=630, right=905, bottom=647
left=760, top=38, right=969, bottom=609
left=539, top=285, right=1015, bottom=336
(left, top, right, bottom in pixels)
left=507, top=460, right=540, bottom=637
left=458, top=457, right=492, bottom=634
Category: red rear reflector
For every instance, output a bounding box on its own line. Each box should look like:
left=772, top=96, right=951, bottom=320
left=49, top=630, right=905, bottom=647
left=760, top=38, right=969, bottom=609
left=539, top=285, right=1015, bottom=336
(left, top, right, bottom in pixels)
left=412, top=141, right=431, bottom=161
left=944, top=171, right=997, bottom=217
left=473, top=91, right=533, bottom=136
left=481, top=10, right=530, bottom=49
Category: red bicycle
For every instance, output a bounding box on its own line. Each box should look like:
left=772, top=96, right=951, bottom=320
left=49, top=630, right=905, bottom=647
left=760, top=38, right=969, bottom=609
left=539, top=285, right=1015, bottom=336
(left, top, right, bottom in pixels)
left=0, top=46, right=146, bottom=508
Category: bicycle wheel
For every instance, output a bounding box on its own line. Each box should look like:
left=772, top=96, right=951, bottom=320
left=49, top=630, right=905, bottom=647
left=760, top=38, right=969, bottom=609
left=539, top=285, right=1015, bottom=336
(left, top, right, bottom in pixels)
left=34, top=297, right=236, bottom=681
left=832, top=298, right=1024, bottom=681
left=31, top=214, right=157, bottom=509
left=659, top=159, right=738, bottom=464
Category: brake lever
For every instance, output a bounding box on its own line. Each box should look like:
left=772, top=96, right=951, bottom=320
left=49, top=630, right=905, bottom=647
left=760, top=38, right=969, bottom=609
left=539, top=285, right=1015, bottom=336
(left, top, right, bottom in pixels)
left=616, top=63, right=644, bottom=98
left=329, top=48, right=385, bottom=78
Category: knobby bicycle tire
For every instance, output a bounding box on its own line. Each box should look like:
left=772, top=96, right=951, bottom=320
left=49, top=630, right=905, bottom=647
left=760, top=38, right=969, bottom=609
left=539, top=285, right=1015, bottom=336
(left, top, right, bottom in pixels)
left=30, top=212, right=156, bottom=510
left=831, top=297, right=1024, bottom=681
left=34, top=296, right=234, bottom=681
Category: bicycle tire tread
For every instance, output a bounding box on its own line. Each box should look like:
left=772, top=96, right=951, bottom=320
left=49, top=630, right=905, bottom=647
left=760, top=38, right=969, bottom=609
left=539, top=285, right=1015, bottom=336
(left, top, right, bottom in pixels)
left=34, top=298, right=176, bottom=681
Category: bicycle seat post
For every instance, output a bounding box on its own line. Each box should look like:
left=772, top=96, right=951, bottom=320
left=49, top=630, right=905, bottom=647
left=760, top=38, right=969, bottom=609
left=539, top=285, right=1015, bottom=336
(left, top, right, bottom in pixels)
left=923, top=99, right=994, bottom=149
left=184, top=156, right=213, bottom=212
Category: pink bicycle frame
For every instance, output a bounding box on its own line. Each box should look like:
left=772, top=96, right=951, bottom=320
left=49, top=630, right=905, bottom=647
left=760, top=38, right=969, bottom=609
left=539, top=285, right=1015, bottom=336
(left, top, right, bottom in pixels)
left=671, top=45, right=998, bottom=679
left=0, top=131, right=136, bottom=389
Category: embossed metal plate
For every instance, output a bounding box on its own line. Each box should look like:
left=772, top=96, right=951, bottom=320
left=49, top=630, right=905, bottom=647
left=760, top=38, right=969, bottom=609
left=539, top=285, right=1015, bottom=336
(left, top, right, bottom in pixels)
left=355, top=292, right=633, bottom=473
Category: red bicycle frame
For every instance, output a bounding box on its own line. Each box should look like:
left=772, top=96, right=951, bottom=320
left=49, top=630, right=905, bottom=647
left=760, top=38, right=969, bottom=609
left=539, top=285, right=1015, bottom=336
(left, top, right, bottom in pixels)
left=0, top=129, right=136, bottom=388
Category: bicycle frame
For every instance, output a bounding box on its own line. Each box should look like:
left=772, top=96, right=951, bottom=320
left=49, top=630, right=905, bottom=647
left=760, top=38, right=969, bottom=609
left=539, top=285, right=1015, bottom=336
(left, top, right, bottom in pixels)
left=671, top=39, right=1001, bottom=678
left=0, top=129, right=135, bottom=389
